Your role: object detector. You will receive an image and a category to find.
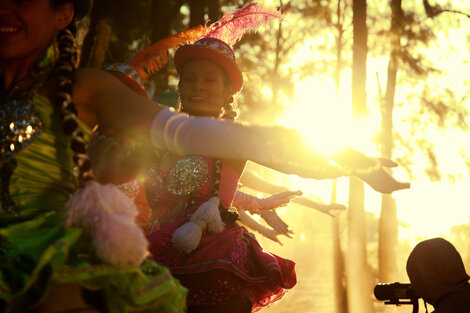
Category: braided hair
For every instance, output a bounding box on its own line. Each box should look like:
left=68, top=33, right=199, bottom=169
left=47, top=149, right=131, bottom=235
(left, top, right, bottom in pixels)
left=53, top=0, right=94, bottom=186
left=221, top=95, right=238, bottom=120
left=213, top=87, right=240, bottom=225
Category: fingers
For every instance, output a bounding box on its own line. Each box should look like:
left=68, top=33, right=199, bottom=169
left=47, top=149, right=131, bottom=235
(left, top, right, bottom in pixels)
left=360, top=168, right=410, bottom=194
left=329, top=203, right=346, bottom=211
left=283, top=229, right=294, bottom=238
left=272, top=200, right=290, bottom=207
left=261, top=190, right=303, bottom=210
left=261, top=210, right=290, bottom=234
left=269, top=235, right=283, bottom=246
left=273, top=190, right=303, bottom=199
left=378, top=157, right=398, bottom=168
left=388, top=181, right=411, bottom=193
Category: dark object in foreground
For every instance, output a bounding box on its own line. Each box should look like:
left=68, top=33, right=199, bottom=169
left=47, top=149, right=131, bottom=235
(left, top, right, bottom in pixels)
left=374, top=282, right=420, bottom=313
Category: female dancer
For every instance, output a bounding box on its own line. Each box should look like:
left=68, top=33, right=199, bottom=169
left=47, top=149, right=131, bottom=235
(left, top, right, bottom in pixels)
left=142, top=36, right=405, bottom=312
left=0, top=0, right=188, bottom=312
left=1, top=0, right=408, bottom=312
left=140, top=38, right=298, bottom=313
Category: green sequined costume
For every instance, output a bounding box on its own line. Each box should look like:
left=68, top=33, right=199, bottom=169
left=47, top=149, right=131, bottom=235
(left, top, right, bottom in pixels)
left=0, top=93, right=187, bottom=312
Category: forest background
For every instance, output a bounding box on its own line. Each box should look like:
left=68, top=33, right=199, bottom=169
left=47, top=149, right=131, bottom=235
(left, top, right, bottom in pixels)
left=79, top=0, right=470, bottom=312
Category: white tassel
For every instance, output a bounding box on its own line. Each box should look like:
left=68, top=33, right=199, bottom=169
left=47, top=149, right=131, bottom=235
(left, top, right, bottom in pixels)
left=190, top=197, right=224, bottom=233
left=172, top=197, right=224, bottom=254
left=65, top=181, right=148, bottom=266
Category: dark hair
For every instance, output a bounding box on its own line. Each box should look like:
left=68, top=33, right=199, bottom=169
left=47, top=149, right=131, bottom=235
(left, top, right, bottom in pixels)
left=50, top=0, right=81, bottom=20
left=52, top=1, right=94, bottom=186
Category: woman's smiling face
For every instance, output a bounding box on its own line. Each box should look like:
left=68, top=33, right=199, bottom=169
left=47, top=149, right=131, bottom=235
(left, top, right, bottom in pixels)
left=0, top=0, right=72, bottom=61
left=178, top=58, right=232, bottom=118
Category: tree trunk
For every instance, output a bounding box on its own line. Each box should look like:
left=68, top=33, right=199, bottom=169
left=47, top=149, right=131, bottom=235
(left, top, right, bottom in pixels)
left=332, top=181, right=348, bottom=313
left=347, top=1, right=373, bottom=313
left=271, top=19, right=283, bottom=108
left=188, top=0, right=221, bottom=29
left=378, top=0, right=403, bottom=283
left=150, top=0, right=184, bottom=41
left=347, top=178, right=373, bottom=313
left=207, top=0, right=221, bottom=22
left=86, top=20, right=112, bottom=69
left=150, top=0, right=185, bottom=96
left=189, top=0, right=206, bottom=27
left=333, top=2, right=348, bottom=312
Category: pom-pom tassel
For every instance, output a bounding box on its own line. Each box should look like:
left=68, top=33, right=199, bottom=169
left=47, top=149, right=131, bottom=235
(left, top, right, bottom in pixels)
left=171, top=197, right=224, bottom=254
left=65, top=181, right=148, bottom=266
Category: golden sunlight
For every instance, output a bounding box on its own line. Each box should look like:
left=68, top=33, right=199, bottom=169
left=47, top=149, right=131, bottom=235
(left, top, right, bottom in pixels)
left=270, top=30, right=470, bottom=242
left=279, top=77, right=352, bottom=157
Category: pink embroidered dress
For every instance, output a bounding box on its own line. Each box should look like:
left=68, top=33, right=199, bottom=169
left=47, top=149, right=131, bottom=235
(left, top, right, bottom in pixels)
left=105, top=63, right=296, bottom=311
left=144, top=155, right=296, bottom=311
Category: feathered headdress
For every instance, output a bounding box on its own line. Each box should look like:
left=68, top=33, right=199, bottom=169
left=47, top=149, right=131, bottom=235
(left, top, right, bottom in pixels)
left=197, top=2, right=284, bottom=47
left=129, top=25, right=208, bottom=78
left=173, top=2, right=284, bottom=92
left=128, top=2, right=283, bottom=80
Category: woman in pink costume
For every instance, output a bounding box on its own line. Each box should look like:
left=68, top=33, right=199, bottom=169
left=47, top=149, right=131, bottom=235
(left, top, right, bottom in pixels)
left=140, top=37, right=295, bottom=313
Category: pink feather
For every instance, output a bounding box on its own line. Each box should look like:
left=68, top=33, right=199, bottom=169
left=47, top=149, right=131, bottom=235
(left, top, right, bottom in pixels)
left=197, top=2, right=284, bottom=47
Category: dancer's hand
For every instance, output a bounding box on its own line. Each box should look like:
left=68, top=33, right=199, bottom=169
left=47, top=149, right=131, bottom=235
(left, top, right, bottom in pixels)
left=257, top=190, right=303, bottom=211
left=358, top=158, right=410, bottom=194
left=260, top=210, right=294, bottom=238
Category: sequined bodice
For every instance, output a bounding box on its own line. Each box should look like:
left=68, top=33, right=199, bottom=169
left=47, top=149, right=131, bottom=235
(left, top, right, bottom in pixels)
left=143, top=155, right=209, bottom=219
left=132, top=154, right=240, bottom=227
left=146, top=155, right=209, bottom=198
left=0, top=97, right=43, bottom=160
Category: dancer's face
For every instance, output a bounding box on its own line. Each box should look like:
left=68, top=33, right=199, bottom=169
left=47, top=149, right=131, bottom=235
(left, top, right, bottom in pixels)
left=179, top=58, right=232, bottom=118
left=0, top=0, right=73, bottom=61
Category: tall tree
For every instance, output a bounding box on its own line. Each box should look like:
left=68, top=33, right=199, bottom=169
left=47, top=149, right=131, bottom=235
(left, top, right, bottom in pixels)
left=188, top=0, right=221, bottom=27
left=331, top=1, right=349, bottom=313
left=375, top=0, right=469, bottom=282
left=235, top=0, right=333, bottom=122
left=378, top=0, right=403, bottom=283
left=347, top=0, right=373, bottom=313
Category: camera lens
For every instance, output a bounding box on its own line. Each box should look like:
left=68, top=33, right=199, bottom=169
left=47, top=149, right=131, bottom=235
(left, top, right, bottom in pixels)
left=374, top=283, right=416, bottom=300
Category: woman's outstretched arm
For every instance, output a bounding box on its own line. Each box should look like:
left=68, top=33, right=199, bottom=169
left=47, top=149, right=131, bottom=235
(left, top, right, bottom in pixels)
left=73, top=68, right=410, bottom=194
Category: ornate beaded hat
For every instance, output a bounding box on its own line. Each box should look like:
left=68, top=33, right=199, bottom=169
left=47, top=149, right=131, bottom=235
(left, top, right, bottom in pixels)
left=174, top=2, right=284, bottom=93
left=174, top=37, right=243, bottom=93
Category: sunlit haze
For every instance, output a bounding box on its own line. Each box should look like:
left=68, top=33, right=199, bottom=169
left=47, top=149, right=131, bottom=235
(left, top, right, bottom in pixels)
left=257, top=13, right=470, bottom=242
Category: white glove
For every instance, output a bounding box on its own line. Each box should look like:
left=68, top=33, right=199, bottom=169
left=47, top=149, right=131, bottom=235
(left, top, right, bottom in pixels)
left=259, top=210, right=294, bottom=238
left=237, top=209, right=284, bottom=245
left=232, top=190, right=302, bottom=214
left=150, top=107, right=410, bottom=193
left=150, top=107, right=297, bottom=166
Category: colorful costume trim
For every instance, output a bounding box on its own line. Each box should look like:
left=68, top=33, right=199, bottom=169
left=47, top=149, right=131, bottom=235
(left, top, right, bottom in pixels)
left=142, top=155, right=296, bottom=311
left=0, top=93, right=187, bottom=312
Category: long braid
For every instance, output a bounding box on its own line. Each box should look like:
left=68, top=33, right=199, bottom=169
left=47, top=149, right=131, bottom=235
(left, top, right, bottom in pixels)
left=216, top=92, right=240, bottom=225
left=221, top=95, right=238, bottom=120
left=59, top=24, right=148, bottom=267
left=55, top=26, right=94, bottom=186
left=213, top=92, right=235, bottom=197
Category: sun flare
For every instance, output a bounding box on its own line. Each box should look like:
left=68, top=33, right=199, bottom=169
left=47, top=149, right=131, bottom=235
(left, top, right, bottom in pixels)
left=279, top=77, right=350, bottom=157
left=278, top=76, right=382, bottom=160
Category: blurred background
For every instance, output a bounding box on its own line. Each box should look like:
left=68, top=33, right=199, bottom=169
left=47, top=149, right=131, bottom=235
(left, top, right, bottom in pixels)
left=79, top=0, right=470, bottom=312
